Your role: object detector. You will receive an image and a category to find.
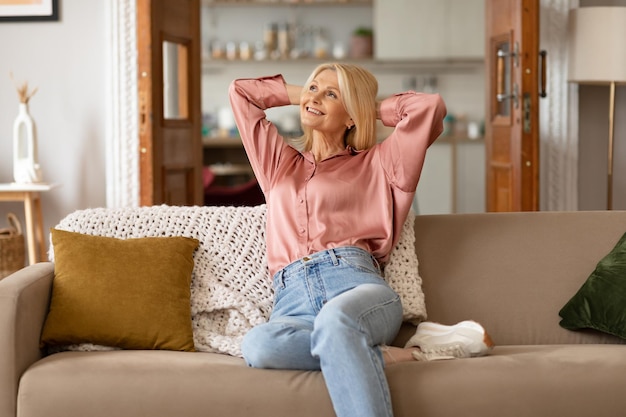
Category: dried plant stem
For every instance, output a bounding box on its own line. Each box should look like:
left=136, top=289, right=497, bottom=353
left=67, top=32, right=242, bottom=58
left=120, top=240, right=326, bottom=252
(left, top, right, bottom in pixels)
left=10, top=72, right=38, bottom=104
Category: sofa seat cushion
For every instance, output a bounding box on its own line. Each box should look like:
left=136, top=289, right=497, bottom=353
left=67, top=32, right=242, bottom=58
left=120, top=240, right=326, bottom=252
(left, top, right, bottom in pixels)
left=18, top=345, right=626, bottom=417
left=388, top=344, right=626, bottom=417
left=18, top=351, right=334, bottom=417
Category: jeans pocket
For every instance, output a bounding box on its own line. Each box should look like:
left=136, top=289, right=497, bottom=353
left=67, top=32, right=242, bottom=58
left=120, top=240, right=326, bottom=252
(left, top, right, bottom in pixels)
left=337, top=253, right=381, bottom=275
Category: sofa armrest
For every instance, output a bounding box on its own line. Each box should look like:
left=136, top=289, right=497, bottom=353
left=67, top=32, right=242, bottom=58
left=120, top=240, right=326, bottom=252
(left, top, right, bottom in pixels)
left=0, top=263, right=54, bottom=417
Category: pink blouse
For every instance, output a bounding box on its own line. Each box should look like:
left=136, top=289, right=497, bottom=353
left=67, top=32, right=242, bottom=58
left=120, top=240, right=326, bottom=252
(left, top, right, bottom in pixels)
left=229, top=75, right=446, bottom=277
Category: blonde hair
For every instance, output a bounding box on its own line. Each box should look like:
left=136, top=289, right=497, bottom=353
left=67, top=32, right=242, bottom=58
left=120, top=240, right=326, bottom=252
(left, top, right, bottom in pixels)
left=298, top=63, right=378, bottom=151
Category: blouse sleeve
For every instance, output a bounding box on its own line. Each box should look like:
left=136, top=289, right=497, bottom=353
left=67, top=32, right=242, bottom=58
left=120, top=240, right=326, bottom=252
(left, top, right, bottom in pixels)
left=228, top=74, right=292, bottom=193
left=377, top=92, right=447, bottom=193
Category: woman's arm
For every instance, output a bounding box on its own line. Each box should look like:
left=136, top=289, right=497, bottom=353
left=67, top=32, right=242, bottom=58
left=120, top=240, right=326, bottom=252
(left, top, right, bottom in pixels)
left=378, top=92, right=447, bottom=192
left=229, top=75, right=293, bottom=192
left=285, top=84, right=302, bottom=105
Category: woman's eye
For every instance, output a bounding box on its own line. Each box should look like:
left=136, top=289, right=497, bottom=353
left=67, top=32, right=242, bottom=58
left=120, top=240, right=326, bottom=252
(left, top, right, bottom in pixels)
left=309, top=85, right=317, bottom=92
left=328, top=91, right=337, bottom=99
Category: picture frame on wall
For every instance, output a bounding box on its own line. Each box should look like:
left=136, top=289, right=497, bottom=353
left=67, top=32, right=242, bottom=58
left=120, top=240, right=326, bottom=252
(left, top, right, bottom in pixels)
left=0, top=0, right=59, bottom=22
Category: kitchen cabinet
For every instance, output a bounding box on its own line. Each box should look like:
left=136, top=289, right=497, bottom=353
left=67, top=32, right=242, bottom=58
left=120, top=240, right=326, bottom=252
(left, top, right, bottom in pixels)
left=416, top=136, right=485, bottom=214
left=202, top=137, right=253, bottom=185
left=201, top=0, right=373, bottom=64
left=374, top=0, right=485, bottom=61
left=202, top=134, right=485, bottom=213
left=199, top=0, right=486, bottom=212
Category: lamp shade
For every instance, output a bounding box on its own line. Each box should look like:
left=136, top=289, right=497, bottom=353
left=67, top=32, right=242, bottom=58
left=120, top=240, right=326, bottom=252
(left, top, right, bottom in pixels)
left=568, top=7, right=626, bottom=84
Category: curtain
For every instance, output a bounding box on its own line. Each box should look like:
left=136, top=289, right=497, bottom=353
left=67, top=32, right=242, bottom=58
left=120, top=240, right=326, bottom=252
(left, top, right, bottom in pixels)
left=105, top=0, right=139, bottom=208
left=539, top=0, right=579, bottom=210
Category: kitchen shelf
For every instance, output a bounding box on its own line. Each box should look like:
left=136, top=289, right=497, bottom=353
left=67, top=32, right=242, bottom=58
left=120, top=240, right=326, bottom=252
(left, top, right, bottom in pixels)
left=203, top=136, right=244, bottom=148
left=208, top=163, right=253, bottom=176
left=202, top=57, right=485, bottom=74
left=203, top=0, right=371, bottom=6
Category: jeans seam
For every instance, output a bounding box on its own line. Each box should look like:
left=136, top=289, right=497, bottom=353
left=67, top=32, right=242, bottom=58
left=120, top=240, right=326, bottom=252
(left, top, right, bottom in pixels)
left=356, top=291, right=401, bottom=358
left=358, top=294, right=399, bottom=416
left=356, top=293, right=401, bottom=337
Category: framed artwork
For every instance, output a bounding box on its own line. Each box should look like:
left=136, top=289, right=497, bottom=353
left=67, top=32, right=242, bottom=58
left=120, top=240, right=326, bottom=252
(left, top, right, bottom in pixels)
left=0, top=0, right=59, bottom=22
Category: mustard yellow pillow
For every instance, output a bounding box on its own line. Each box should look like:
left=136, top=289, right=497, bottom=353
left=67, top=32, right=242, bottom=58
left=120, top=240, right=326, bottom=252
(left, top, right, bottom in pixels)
left=41, top=229, right=199, bottom=351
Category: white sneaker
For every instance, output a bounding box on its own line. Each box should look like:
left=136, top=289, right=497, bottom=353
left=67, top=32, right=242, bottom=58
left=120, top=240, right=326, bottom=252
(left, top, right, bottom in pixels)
left=405, top=320, right=495, bottom=361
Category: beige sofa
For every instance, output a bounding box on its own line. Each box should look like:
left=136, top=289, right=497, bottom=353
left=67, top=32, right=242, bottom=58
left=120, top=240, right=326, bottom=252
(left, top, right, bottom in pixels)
left=2, top=208, right=626, bottom=417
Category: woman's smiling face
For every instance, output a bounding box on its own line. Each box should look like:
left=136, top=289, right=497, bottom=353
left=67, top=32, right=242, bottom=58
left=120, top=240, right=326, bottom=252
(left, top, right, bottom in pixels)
left=300, top=69, right=352, bottom=137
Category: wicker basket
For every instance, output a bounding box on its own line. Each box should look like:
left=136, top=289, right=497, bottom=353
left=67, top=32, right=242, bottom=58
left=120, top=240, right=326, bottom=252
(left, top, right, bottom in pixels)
left=0, top=213, right=25, bottom=279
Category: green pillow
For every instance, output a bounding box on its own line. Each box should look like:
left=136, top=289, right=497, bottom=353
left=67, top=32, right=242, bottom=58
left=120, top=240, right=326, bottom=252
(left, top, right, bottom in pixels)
left=41, top=229, right=199, bottom=351
left=559, top=231, right=626, bottom=339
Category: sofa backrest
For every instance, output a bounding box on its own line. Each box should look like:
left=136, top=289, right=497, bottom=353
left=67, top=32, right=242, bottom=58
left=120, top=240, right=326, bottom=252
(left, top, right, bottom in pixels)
left=413, top=210, right=626, bottom=346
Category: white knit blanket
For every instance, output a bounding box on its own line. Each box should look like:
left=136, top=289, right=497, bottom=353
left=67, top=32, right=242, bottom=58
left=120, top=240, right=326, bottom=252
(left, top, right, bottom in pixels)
left=50, top=205, right=426, bottom=357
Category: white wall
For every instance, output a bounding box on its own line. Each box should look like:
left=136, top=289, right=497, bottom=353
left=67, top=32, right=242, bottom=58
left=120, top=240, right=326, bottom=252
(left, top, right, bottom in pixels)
left=0, top=0, right=108, bottom=255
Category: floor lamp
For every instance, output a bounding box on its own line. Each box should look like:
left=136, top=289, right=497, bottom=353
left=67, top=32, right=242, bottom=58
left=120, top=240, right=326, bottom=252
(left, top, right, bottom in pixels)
left=568, top=7, right=626, bottom=210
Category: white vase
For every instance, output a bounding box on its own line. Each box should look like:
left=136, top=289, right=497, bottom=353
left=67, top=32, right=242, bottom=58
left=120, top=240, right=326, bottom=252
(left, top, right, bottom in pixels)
left=13, top=103, right=43, bottom=184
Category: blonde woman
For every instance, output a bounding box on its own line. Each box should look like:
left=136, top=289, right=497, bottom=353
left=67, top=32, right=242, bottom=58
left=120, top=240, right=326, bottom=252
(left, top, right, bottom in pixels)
left=230, top=63, right=491, bottom=417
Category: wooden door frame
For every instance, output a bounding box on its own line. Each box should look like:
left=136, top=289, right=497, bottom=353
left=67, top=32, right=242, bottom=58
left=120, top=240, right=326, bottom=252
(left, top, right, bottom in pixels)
left=136, top=0, right=154, bottom=205
left=485, top=0, right=540, bottom=212
left=136, top=0, right=203, bottom=207
left=520, top=0, right=540, bottom=211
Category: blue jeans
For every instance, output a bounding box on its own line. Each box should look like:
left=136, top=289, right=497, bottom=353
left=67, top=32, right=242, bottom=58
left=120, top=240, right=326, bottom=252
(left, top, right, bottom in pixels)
left=241, top=247, right=403, bottom=417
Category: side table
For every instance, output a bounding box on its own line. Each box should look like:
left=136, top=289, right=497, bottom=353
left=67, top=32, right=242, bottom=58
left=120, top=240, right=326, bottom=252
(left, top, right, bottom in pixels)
left=0, top=183, right=59, bottom=265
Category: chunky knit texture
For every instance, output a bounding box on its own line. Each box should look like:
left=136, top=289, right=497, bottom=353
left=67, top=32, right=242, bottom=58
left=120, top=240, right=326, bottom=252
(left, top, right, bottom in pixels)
left=50, top=205, right=426, bottom=357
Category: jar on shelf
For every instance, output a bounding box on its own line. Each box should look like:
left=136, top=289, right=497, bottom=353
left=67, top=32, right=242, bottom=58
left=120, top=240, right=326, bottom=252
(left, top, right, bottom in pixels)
left=263, top=23, right=278, bottom=57
left=454, top=113, right=468, bottom=137
left=313, top=27, right=330, bottom=59
left=467, top=121, right=481, bottom=139
left=239, top=41, right=252, bottom=61
left=443, top=114, right=456, bottom=137
left=293, top=25, right=313, bottom=58
left=277, top=22, right=292, bottom=59
left=210, top=39, right=224, bottom=59
left=254, top=40, right=267, bottom=61
left=225, top=41, right=238, bottom=60
left=333, top=41, right=346, bottom=59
